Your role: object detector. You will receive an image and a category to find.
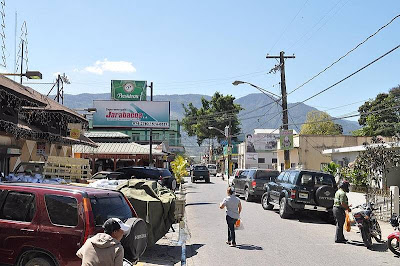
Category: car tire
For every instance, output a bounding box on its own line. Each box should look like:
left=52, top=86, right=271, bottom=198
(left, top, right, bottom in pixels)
left=261, top=193, right=274, bottom=210
left=25, top=257, right=54, bottom=266
left=279, top=197, right=290, bottom=219
left=244, top=187, right=252, bottom=202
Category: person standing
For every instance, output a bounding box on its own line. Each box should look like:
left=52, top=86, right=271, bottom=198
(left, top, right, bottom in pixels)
left=220, top=187, right=242, bottom=247
left=333, top=180, right=351, bottom=243
left=77, top=218, right=131, bottom=266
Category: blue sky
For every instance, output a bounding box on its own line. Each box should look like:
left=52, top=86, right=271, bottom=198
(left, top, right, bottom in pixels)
left=2, top=1, right=400, bottom=119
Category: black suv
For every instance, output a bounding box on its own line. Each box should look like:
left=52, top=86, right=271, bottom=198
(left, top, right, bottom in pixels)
left=261, top=170, right=337, bottom=220
left=116, top=167, right=177, bottom=190
left=232, top=169, right=280, bottom=202
left=191, top=165, right=210, bottom=183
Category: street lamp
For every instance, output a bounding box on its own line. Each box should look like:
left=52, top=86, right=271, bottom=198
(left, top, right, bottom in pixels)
left=232, top=80, right=280, bottom=102
left=1, top=70, right=43, bottom=82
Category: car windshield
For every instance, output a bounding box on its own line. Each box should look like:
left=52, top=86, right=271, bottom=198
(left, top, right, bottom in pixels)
left=90, top=195, right=133, bottom=226
left=92, top=172, right=109, bottom=179
left=160, top=169, right=172, bottom=177
left=195, top=166, right=208, bottom=170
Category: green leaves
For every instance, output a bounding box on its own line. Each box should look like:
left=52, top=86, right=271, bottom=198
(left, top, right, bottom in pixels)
left=300, top=111, right=342, bottom=135
left=181, top=92, right=242, bottom=145
left=170, top=155, right=189, bottom=184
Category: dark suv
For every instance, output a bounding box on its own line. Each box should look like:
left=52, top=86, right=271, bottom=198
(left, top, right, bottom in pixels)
left=191, top=165, right=210, bottom=183
left=261, top=170, right=337, bottom=220
left=232, top=169, right=280, bottom=202
left=116, top=167, right=177, bottom=190
left=0, top=183, right=146, bottom=266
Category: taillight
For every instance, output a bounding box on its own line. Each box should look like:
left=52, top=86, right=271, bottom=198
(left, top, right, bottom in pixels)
left=159, top=175, right=163, bottom=180
left=251, top=181, right=256, bottom=188
left=83, top=198, right=95, bottom=243
left=123, top=194, right=138, bottom=217
left=290, top=189, right=296, bottom=199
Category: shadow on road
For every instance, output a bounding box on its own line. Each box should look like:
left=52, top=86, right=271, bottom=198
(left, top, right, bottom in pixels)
left=140, top=243, right=204, bottom=265
left=192, top=182, right=215, bottom=184
left=347, top=240, right=388, bottom=252
left=235, top=244, right=263, bottom=250
left=186, top=202, right=216, bottom=207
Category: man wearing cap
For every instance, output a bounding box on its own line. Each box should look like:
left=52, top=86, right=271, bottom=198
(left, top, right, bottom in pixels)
left=77, top=218, right=131, bottom=266
left=333, top=180, right=351, bottom=243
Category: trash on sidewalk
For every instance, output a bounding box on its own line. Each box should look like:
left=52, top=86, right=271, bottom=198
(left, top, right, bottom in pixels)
left=117, top=179, right=177, bottom=247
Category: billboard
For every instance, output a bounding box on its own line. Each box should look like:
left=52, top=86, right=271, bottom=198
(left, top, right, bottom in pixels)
left=92, top=100, right=170, bottom=129
left=280, top=129, right=294, bottom=150
left=246, top=133, right=279, bottom=152
left=111, top=80, right=147, bottom=101
left=246, top=153, right=258, bottom=164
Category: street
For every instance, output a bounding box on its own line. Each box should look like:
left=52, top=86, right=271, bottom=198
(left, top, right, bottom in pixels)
left=184, top=176, right=399, bottom=266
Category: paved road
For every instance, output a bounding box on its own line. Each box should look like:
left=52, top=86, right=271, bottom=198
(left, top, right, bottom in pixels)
left=185, top=176, right=399, bottom=266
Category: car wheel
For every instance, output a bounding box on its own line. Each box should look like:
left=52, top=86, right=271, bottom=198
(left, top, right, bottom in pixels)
left=261, top=193, right=273, bottom=210
left=244, top=187, right=252, bottom=202
left=279, top=197, right=290, bottom=219
left=25, top=257, right=54, bottom=266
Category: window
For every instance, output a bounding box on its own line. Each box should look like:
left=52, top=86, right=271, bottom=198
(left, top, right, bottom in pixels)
left=258, top=158, right=265, bottom=164
left=291, top=163, right=296, bottom=168
left=300, top=173, right=313, bottom=186
left=282, top=172, right=290, bottom=183
left=131, top=133, right=140, bottom=141
left=315, top=175, right=334, bottom=186
left=276, top=172, right=285, bottom=182
left=45, top=195, right=78, bottom=226
left=1, top=191, right=35, bottom=222
left=288, top=171, right=298, bottom=184
left=90, top=196, right=133, bottom=226
left=256, top=170, right=279, bottom=180
left=272, top=158, right=277, bottom=164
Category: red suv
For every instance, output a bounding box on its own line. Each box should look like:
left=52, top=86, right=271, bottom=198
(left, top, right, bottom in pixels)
left=0, top=183, right=143, bottom=266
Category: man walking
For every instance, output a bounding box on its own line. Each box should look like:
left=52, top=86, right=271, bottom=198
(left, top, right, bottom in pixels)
left=333, top=180, right=351, bottom=243
left=220, top=187, right=242, bottom=247
left=77, top=218, right=131, bottom=266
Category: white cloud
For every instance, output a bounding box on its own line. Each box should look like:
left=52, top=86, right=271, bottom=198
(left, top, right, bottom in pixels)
left=83, top=59, right=136, bottom=75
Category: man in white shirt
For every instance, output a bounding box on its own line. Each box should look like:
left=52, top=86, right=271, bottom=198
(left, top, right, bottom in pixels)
left=220, top=187, right=242, bottom=247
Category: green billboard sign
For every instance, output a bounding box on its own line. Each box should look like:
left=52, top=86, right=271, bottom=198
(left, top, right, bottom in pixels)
left=111, top=80, right=147, bottom=101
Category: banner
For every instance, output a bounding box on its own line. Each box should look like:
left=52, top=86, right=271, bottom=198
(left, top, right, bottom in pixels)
left=246, top=153, right=258, bottom=164
left=280, top=129, right=294, bottom=150
left=111, top=80, right=147, bottom=101
left=92, top=100, right=170, bottom=129
left=246, top=133, right=278, bottom=152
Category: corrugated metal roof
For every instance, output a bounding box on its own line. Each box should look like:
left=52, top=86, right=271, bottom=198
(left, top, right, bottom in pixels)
left=84, top=131, right=130, bottom=138
left=72, top=142, right=164, bottom=155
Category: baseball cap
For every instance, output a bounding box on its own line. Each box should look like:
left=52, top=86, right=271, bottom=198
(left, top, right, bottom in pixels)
left=103, top=218, right=131, bottom=235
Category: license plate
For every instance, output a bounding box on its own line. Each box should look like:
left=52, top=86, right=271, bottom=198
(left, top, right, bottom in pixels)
left=200, top=176, right=203, bottom=178
left=299, top=192, right=308, bottom=199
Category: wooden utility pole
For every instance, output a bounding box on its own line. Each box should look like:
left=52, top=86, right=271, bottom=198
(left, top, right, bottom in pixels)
left=266, top=51, right=295, bottom=170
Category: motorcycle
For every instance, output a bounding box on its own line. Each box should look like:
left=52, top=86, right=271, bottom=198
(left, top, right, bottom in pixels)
left=388, top=214, right=400, bottom=256
left=352, top=202, right=382, bottom=248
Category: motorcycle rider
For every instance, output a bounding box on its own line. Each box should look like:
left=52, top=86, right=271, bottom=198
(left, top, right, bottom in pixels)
left=333, top=180, right=352, bottom=243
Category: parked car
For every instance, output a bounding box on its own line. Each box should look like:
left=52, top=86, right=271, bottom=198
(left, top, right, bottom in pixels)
left=115, top=166, right=177, bottom=190
left=206, top=164, right=217, bottom=176
left=191, top=165, right=210, bottom=183
left=232, top=169, right=279, bottom=202
left=0, top=182, right=147, bottom=266
left=229, top=169, right=244, bottom=186
left=89, top=171, right=125, bottom=181
left=261, top=170, right=337, bottom=221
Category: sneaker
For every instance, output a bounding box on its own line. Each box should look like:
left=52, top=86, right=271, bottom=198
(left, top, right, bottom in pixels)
left=230, top=243, right=236, bottom=247
left=226, top=241, right=231, bottom=245
left=335, top=239, right=347, bottom=244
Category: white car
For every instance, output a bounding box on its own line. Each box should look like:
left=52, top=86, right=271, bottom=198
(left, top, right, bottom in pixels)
left=207, top=164, right=217, bottom=176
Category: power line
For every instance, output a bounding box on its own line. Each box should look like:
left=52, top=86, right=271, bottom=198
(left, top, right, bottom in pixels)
left=285, top=44, right=400, bottom=113
left=288, top=13, right=400, bottom=96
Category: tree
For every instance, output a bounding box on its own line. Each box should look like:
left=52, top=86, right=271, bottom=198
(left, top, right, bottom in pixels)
left=353, top=137, right=400, bottom=191
left=170, top=155, right=188, bottom=184
left=181, top=92, right=242, bottom=145
left=354, top=85, right=400, bottom=136
left=323, top=161, right=340, bottom=176
left=300, top=111, right=342, bottom=135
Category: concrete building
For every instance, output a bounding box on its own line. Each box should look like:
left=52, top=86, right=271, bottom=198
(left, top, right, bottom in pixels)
left=276, top=135, right=391, bottom=172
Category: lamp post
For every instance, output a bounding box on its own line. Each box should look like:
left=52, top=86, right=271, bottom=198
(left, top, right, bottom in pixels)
left=232, top=80, right=280, bottom=102
left=208, top=125, right=231, bottom=181
left=1, top=70, right=43, bottom=83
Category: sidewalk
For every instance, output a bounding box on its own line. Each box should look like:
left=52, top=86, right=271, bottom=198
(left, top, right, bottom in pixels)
left=347, top=192, right=393, bottom=239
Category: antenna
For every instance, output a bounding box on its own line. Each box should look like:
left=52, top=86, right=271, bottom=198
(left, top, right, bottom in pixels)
left=0, top=0, right=6, bottom=68
left=15, top=21, right=28, bottom=75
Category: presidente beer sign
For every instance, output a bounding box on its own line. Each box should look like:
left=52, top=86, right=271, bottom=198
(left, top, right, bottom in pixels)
left=111, top=80, right=147, bottom=101
left=92, top=100, right=170, bottom=128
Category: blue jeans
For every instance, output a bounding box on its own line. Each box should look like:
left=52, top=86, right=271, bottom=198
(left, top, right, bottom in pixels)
left=226, top=215, right=237, bottom=244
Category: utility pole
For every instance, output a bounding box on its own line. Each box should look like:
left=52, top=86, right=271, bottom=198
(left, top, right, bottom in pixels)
left=266, top=51, right=295, bottom=170
left=225, top=120, right=232, bottom=180
left=149, top=82, right=154, bottom=167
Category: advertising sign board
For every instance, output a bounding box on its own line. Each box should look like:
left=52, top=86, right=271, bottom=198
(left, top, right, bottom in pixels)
left=111, top=80, right=147, bottom=101
left=246, top=153, right=258, bottom=164
left=92, top=100, right=170, bottom=129
left=280, top=129, right=294, bottom=150
left=246, top=133, right=279, bottom=152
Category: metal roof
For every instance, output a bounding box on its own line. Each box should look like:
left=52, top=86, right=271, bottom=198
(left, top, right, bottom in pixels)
left=73, top=142, right=164, bottom=155
left=84, top=131, right=130, bottom=138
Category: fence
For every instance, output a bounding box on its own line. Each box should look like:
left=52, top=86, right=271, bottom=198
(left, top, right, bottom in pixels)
left=366, top=186, right=399, bottom=222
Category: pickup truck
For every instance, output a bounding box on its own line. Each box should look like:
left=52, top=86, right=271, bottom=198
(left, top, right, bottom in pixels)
left=191, top=165, right=210, bottom=183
